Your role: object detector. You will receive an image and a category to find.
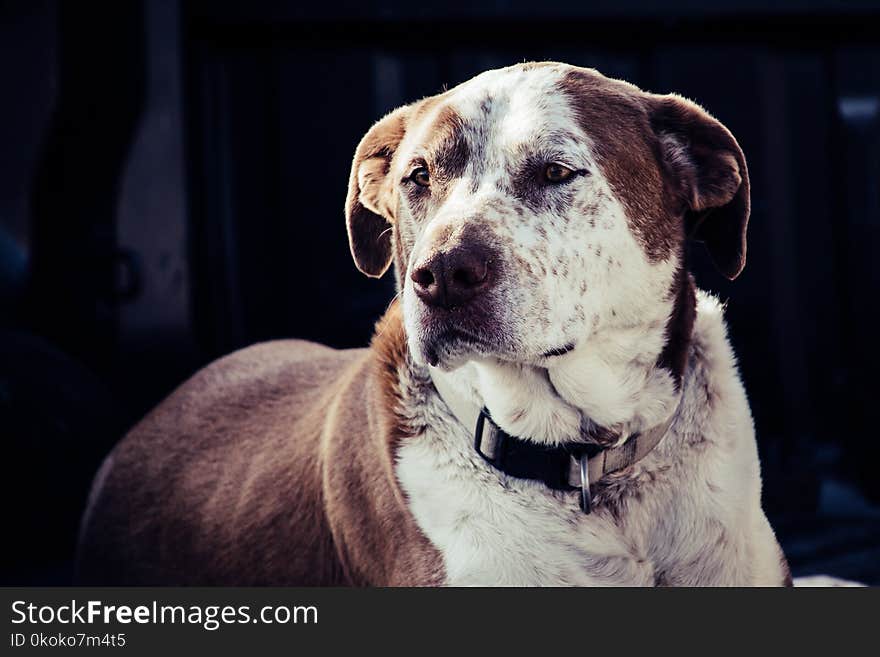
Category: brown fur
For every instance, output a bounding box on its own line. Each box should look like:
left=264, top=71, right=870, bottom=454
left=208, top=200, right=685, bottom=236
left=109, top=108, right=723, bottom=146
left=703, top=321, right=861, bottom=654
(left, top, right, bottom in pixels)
left=560, top=67, right=750, bottom=280
left=560, top=69, right=680, bottom=264
left=424, top=104, right=470, bottom=182
left=76, top=304, right=444, bottom=586
left=658, top=267, right=698, bottom=387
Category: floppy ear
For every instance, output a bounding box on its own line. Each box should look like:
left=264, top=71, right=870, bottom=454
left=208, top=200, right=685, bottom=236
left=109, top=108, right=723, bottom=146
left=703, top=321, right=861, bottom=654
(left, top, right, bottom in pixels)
left=648, top=94, right=750, bottom=280
left=345, top=105, right=411, bottom=278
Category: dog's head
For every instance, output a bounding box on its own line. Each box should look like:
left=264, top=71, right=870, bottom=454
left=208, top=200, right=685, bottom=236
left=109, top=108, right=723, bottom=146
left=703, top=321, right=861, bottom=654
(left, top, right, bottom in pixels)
left=346, top=63, right=749, bottom=371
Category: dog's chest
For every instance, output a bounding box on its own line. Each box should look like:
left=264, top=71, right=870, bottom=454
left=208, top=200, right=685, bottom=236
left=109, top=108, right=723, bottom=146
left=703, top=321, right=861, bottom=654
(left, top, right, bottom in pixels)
left=395, top=424, right=656, bottom=586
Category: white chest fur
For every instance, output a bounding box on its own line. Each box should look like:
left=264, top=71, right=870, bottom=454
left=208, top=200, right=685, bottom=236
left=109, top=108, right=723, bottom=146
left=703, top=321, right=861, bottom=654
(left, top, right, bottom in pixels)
left=396, top=430, right=657, bottom=586
left=394, top=293, right=786, bottom=586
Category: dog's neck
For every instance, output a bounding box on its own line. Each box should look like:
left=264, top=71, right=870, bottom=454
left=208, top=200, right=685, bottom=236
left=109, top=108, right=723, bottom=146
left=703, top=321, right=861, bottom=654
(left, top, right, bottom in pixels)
left=433, top=270, right=696, bottom=447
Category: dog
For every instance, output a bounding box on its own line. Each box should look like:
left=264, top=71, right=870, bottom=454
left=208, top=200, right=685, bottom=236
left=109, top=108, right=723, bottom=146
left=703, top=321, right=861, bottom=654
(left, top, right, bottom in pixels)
left=77, top=62, right=791, bottom=586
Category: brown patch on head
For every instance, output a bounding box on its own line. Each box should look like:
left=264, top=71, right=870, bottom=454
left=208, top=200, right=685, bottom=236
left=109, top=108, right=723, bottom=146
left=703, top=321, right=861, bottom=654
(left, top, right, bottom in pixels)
left=559, top=67, right=750, bottom=280
left=560, top=69, right=680, bottom=263
left=424, top=104, right=470, bottom=182
left=397, top=104, right=469, bottom=228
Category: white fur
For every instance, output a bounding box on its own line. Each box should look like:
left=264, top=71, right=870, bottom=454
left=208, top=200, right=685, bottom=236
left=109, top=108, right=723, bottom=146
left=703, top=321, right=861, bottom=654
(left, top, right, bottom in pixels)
left=397, top=293, right=785, bottom=585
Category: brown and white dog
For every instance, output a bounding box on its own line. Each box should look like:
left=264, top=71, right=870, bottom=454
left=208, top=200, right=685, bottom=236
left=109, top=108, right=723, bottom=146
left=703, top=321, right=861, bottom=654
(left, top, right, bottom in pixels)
left=77, top=62, right=791, bottom=586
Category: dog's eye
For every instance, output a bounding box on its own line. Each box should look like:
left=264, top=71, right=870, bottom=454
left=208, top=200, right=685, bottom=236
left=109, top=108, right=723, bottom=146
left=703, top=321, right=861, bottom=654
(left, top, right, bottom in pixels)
left=409, top=166, right=430, bottom=187
left=543, top=163, right=575, bottom=184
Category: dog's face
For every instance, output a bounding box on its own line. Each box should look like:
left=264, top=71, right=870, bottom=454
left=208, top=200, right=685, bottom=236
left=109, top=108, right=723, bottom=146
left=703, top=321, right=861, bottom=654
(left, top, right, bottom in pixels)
left=346, top=63, right=749, bottom=371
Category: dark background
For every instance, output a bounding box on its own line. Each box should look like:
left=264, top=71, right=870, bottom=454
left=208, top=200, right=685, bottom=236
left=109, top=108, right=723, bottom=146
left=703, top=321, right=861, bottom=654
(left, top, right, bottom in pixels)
left=1, top=0, right=878, bottom=585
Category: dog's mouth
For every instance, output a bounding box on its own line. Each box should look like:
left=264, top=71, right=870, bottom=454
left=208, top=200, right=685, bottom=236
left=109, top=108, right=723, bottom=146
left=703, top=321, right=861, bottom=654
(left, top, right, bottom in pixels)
left=417, top=317, right=575, bottom=368
left=423, top=327, right=489, bottom=367
left=411, top=290, right=505, bottom=367
left=541, top=342, right=576, bottom=359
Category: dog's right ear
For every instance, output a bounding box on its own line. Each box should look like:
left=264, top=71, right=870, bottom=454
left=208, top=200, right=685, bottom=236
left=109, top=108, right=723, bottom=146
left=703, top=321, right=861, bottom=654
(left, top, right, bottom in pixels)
left=345, top=105, right=412, bottom=278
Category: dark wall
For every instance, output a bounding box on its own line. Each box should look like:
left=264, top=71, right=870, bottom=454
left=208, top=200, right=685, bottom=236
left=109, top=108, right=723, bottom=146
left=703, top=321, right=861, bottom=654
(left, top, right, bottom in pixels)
left=1, top=0, right=879, bottom=584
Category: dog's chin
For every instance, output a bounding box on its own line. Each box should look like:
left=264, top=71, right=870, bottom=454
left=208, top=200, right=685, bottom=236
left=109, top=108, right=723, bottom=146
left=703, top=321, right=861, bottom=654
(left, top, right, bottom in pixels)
left=406, top=310, right=580, bottom=371
left=408, top=318, right=570, bottom=370
left=414, top=330, right=489, bottom=371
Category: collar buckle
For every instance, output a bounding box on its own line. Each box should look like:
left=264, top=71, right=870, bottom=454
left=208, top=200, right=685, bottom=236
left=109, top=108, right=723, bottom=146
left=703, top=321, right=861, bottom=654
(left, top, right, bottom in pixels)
left=474, top=408, right=503, bottom=466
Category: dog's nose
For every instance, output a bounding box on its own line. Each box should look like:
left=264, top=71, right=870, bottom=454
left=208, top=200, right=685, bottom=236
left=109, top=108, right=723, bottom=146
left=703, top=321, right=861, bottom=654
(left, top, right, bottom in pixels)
left=410, top=247, right=490, bottom=309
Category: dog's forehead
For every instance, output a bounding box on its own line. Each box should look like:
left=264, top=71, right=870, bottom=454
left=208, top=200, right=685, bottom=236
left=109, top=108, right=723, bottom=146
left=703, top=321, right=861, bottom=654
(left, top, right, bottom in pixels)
left=443, top=65, right=578, bottom=147
left=401, top=64, right=647, bottom=171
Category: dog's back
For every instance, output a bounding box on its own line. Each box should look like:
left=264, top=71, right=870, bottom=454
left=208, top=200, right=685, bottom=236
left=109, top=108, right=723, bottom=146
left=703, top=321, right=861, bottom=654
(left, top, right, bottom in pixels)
left=76, top=340, right=365, bottom=585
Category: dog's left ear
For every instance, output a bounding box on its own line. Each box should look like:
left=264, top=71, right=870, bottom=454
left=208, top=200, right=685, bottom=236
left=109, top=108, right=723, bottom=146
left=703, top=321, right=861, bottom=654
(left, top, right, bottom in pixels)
left=345, top=105, right=412, bottom=278
left=648, top=94, right=750, bottom=280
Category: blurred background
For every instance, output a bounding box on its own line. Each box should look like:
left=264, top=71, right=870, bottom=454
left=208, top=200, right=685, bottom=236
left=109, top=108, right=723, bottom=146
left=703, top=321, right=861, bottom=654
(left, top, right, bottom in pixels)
left=1, top=0, right=878, bottom=585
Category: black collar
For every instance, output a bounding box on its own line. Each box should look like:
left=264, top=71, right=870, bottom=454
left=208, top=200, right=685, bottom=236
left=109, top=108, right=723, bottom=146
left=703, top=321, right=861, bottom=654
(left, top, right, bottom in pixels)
left=474, top=409, right=601, bottom=492
left=431, top=369, right=680, bottom=514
